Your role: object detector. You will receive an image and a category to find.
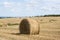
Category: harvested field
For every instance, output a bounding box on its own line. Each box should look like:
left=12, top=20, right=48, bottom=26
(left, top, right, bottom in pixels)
left=0, top=17, right=60, bottom=40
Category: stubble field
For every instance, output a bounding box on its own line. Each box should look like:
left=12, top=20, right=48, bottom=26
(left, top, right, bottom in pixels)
left=0, top=17, right=60, bottom=40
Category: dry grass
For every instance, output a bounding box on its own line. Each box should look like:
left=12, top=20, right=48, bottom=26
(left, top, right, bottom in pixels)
left=0, top=17, right=60, bottom=40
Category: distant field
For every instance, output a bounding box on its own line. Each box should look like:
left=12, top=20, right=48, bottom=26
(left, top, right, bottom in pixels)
left=0, top=17, right=60, bottom=40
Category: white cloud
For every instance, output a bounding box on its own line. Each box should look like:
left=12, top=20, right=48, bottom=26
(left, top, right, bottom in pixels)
left=17, top=3, right=21, bottom=6
left=24, top=0, right=40, bottom=11
left=3, top=2, right=12, bottom=7
left=3, top=2, right=22, bottom=13
left=2, top=0, right=60, bottom=15
left=11, top=8, right=18, bottom=13
left=2, top=0, right=39, bottom=12
left=42, top=0, right=60, bottom=2
left=3, top=2, right=22, bottom=8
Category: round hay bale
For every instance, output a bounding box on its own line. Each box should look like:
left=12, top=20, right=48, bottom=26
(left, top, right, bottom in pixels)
left=19, top=18, right=39, bottom=34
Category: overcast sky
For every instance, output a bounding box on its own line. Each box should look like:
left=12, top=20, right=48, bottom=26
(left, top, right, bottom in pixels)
left=0, top=0, right=60, bottom=17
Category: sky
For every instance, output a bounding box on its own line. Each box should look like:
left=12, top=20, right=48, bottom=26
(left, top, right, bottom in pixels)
left=0, top=0, right=60, bottom=17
